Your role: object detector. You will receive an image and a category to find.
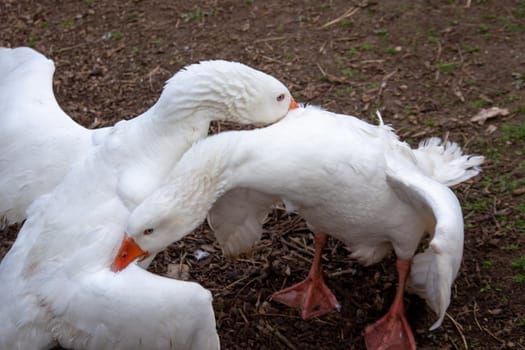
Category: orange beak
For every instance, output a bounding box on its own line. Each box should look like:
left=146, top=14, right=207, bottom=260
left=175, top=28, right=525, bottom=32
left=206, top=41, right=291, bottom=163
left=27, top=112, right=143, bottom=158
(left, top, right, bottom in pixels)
left=289, top=97, right=299, bottom=110
left=111, top=235, right=149, bottom=272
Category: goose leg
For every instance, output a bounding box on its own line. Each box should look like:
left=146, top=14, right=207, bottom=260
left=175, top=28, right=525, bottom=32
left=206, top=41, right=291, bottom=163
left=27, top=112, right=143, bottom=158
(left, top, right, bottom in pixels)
left=364, top=258, right=416, bottom=350
left=271, top=233, right=341, bottom=319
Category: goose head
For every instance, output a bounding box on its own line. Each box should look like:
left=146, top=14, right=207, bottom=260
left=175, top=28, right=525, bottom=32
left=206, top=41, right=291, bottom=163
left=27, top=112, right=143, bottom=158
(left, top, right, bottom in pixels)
left=152, top=60, right=298, bottom=125
left=112, top=183, right=206, bottom=272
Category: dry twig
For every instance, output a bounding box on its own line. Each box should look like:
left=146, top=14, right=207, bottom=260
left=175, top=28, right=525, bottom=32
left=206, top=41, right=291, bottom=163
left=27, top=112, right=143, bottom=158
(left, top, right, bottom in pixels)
left=473, top=302, right=506, bottom=346
left=446, top=312, right=468, bottom=350
left=320, top=7, right=360, bottom=29
left=266, top=324, right=298, bottom=350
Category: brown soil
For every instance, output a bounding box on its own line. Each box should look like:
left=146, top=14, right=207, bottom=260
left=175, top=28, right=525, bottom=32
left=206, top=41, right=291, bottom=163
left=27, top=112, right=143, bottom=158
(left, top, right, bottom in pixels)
left=1, top=0, right=524, bottom=349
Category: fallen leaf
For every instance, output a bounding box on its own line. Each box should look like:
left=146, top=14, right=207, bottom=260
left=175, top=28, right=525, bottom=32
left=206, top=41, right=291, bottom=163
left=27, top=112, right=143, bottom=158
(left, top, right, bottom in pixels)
left=512, top=188, right=525, bottom=196
left=470, top=106, right=509, bottom=124
left=488, top=308, right=503, bottom=315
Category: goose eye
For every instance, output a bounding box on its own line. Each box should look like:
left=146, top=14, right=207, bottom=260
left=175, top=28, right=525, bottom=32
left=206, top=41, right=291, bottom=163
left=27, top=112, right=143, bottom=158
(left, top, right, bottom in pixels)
left=144, top=228, right=154, bottom=235
left=276, top=93, right=285, bottom=102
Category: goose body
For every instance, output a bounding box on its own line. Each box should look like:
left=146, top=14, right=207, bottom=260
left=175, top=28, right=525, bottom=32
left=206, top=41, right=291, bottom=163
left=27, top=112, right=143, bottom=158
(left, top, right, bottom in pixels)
left=0, top=46, right=296, bottom=227
left=0, top=164, right=219, bottom=349
left=121, top=106, right=483, bottom=346
left=0, top=46, right=297, bottom=348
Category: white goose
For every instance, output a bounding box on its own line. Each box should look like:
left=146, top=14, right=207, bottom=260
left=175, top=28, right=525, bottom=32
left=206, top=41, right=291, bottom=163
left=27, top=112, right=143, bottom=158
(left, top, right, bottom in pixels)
left=0, top=187, right=219, bottom=350
left=0, top=46, right=298, bottom=227
left=115, top=106, right=483, bottom=349
left=0, top=47, right=298, bottom=349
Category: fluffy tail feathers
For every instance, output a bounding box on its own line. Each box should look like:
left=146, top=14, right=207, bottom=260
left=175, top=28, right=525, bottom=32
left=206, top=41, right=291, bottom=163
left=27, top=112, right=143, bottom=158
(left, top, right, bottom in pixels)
left=413, top=137, right=484, bottom=187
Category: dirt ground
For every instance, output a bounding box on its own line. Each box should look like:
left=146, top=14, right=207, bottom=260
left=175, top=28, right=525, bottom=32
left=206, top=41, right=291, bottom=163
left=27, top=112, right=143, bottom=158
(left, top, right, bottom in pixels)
left=1, top=0, right=524, bottom=349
